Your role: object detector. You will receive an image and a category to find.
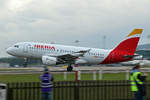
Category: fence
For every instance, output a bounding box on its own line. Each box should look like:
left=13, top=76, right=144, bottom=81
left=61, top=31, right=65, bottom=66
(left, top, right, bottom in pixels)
left=7, top=80, right=150, bottom=100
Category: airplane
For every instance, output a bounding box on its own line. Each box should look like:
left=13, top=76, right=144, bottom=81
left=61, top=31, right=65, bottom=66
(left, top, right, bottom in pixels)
left=120, top=59, right=150, bottom=66
left=6, top=29, right=143, bottom=71
left=135, top=49, right=150, bottom=60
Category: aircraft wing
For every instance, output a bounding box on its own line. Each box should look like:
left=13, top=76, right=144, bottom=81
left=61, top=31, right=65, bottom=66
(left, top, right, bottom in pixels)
left=74, top=49, right=91, bottom=53
left=47, top=49, right=91, bottom=64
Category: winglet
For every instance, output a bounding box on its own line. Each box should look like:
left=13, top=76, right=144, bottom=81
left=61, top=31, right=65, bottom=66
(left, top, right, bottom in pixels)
left=127, top=29, right=143, bottom=37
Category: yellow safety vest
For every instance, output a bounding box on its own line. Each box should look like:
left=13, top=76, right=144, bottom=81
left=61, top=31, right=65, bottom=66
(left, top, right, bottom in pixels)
left=130, top=72, right=143, bottom=91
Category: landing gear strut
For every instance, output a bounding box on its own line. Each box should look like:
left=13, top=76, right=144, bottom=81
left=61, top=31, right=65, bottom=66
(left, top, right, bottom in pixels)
left=67, top=65, right=73, bottom=71
left=23, top=58, right=28, bottom=67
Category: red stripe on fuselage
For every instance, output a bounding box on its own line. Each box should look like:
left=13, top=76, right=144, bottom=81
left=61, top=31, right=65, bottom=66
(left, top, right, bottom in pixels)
left=100, top=37, right=140, bottom=64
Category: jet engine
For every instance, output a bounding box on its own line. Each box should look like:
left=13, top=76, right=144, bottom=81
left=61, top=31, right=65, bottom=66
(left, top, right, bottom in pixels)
left=42, top=56, right=57, bottom=65
left=75, top=59, right=87, bottom=64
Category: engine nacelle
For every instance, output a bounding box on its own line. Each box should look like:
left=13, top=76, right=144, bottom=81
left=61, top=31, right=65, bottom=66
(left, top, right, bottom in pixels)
left=75, top=59, right=87, bottom=64
left=42, top=56, right=57, bottom=65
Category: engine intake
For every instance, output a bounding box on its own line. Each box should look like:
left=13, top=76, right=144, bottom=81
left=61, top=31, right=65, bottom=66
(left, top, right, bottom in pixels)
left=42, top=56, right=57, bottom=65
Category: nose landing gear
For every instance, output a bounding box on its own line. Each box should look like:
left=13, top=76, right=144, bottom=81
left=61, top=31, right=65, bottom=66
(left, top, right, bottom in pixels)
left=23, top=58, right=28, bottom=67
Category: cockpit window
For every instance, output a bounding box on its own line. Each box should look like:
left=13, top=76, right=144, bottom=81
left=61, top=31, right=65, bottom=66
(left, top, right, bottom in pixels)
left=14, top=45, right=19, bottom=48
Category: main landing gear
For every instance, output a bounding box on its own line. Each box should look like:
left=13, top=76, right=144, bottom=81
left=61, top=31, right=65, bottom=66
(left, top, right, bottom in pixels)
left=67, top=64, right=73, bottom=71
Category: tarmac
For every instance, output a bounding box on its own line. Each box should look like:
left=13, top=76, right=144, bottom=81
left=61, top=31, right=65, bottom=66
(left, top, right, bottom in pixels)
left=0, top=65, right=150, bottom=74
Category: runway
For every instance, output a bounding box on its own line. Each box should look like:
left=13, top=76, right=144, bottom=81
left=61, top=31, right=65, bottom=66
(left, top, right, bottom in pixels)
left=0, top=66, right=150, bottom=74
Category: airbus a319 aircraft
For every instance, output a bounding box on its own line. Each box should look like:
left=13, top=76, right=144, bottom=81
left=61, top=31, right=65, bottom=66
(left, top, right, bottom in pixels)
left=7, top=29, right=143, bottom=71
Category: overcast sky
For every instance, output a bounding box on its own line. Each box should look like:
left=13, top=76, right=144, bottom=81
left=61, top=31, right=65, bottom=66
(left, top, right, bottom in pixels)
left=0, top=0, right=150, bottom=57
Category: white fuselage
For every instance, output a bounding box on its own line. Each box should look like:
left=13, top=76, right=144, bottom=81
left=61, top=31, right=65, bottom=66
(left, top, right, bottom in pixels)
left=7, top=42, right=111, bottom=65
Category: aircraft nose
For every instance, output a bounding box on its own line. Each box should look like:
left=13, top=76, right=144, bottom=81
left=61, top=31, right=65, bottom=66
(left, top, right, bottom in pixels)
left=6, top=47, right=13, bottom=55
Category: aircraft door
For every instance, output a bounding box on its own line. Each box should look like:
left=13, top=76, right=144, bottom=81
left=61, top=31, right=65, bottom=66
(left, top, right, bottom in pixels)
left=23, top=43, right=29, bottom=53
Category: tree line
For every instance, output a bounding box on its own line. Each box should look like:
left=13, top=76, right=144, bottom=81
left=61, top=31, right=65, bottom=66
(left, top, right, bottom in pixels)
left=0, top=57, right=42, bottom=67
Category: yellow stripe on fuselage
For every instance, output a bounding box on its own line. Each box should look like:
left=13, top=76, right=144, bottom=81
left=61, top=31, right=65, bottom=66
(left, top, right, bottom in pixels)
left=127, top=29, right=143, bottom=37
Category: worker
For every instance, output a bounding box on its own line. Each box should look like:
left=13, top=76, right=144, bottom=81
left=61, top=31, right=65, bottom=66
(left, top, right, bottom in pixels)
left=40, top=66, right=54, bottom=100
left=130, top=65, right=147, bottom=100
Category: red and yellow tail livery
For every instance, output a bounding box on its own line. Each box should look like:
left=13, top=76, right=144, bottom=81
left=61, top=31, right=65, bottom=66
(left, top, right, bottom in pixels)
left=101, top=29, right=143, bottom=64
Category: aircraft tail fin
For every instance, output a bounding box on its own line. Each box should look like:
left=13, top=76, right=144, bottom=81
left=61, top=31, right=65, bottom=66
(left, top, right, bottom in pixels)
left=113, top=29, right=143, bottom=54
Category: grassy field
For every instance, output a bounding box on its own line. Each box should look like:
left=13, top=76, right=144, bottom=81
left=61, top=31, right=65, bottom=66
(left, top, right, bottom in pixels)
left=0, top=72, right=150, bottom=83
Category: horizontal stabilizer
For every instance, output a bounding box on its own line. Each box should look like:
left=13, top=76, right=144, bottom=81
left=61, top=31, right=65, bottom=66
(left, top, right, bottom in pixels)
left=123, top=54, right=143, bottom=60
left=123, top=54, right=140, bottom=58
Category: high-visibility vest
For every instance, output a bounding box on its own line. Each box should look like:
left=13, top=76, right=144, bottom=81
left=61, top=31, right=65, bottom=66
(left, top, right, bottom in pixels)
left=130, top=72, right=143, bottom=91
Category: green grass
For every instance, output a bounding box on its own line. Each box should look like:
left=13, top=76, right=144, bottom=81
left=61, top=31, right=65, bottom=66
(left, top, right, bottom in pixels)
left=0, top=74, right=40, bottom=83
left=142, top=65, right=150, bottom=68
left=0, top=72, right=150, bottom=83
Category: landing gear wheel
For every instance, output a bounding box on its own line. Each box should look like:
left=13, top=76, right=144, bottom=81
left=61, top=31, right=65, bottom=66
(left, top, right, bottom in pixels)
left=67, top=66, right=73, bottom=71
